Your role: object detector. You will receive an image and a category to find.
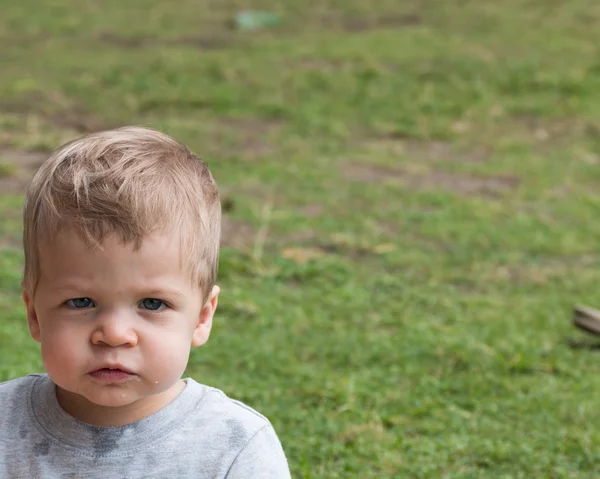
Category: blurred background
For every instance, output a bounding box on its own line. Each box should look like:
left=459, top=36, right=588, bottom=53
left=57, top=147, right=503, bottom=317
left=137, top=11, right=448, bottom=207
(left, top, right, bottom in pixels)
left=2, top=0, right=600, bottom=476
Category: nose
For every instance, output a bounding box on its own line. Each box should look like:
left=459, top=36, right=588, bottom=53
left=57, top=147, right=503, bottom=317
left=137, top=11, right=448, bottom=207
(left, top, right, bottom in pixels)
left=91, top=309, right=138, bottom=347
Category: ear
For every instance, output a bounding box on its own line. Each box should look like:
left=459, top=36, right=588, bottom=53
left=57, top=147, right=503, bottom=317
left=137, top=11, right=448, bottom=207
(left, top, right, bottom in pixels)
left=192, top=285, right=220, bottom=347
left=22, top=285, right=41, bottom=343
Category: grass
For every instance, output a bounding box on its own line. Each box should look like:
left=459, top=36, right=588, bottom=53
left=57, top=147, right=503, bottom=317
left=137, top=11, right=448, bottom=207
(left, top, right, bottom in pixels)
left=2, top=0, right=600, bottom=476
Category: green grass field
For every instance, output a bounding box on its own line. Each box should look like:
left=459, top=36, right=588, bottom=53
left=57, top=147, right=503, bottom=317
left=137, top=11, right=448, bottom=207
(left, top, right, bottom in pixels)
left=2, top=0, right=600, bottom=476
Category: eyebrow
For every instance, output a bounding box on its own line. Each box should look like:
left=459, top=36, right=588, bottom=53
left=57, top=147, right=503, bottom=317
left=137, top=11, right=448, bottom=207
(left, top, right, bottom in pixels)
left=49, top=285, right=186, bottom=298
left=142, top=289, right=186, bottom=298
left=50, top=284, right=91, bottom=293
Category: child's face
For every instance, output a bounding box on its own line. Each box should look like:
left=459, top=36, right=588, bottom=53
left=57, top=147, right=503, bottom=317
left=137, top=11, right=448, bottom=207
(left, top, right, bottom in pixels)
left=23, top=231, right=219, bottom=426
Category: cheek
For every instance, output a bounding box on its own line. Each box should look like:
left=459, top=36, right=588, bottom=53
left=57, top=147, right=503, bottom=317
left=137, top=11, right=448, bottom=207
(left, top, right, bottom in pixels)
left=39, top=324, right=86, bottom=367
left=143, top=328, right=194, bottom=378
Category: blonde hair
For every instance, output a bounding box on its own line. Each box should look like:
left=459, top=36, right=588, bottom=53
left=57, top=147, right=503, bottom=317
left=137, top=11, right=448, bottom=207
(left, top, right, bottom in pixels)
left=23, top=126, right=221, bottom=302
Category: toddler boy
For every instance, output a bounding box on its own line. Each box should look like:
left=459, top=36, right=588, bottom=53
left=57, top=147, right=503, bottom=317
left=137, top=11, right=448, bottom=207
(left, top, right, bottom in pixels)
left=0, top=127, right=291, bottom=478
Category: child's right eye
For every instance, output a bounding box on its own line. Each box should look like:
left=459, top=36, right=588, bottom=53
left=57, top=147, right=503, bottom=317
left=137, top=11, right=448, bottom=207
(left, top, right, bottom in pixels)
left=66, top=297, right=95, bottom=309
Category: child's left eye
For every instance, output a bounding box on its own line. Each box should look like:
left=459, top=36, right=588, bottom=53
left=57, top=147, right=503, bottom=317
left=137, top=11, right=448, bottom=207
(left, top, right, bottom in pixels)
left=139, top=298, right=166, bottom=311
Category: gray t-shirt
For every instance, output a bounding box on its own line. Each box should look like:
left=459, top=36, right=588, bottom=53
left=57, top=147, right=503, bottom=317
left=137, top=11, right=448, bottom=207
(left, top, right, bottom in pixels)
left=0, top=374, right=291, bottom=478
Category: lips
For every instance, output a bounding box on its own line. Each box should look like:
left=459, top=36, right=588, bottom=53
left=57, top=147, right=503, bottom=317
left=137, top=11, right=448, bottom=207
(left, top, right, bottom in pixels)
left=89, top=366, right=136, bottom=383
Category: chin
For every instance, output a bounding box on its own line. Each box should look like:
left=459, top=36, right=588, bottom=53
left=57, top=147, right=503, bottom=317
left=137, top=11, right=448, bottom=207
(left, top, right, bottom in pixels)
left=84, top=389, right=144, bottom=408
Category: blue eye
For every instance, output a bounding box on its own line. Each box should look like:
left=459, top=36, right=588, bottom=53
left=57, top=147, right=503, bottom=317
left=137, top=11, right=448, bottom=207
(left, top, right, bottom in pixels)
left=67, top=298, right=94, bottom=309
left=140, top=298, right=165, bottom=311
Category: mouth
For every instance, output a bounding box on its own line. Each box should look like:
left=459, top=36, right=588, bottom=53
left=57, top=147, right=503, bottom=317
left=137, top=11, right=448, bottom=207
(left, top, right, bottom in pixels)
left=88, top=366, right=136, bottom=383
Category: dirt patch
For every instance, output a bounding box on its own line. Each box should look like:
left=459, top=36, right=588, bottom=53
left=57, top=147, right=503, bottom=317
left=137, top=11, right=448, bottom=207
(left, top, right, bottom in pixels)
left=407, top=140, right=489, bottom=164
left=0, top=93, right=46, bottom=115
left=0, top=150, right=48, bottom=194
left=220, top=216, right=256, bottom=250
left=315, top=242, right=374, bottom=260
left=98, top=33, right=234, bottom=50
left=464, top=254, right=600, bottom=290
left=49, top=108, right=112, bottom=134
left=0, top=93, right=112, bottom=135
left=377, top=13, right=421, bottom=28
left=377, top=221, right=399, bottom=236
left=214, top=117, right=283, bottom=160
left=277, top=241, right=372, bottom=263
left=277, top=230, right=397, bottom=263
left=0, top=238, right=17, bottom=249
left=98, top=33, right=146, bottom=48
left=174, top=36, right=233, bottom=50
left=219, top=183, right=273, bottom=207
left=512, top=115, right=586, bottom=139
left=0, top=235, right=21, bottom=250
left=299, top=205, right=324, bottom=218
left=278, top=229, right=318, bottom=243
left=363, top=137, right=490, bottom=164
left=1, top=150, right=47, bottom=170
left=480, top=114, right=590, bottom=152
left=414, top=171, right=519, bottom=197
left=0, top=173, right=33, bottom=195
left=343, top=162, right=519, bottom=197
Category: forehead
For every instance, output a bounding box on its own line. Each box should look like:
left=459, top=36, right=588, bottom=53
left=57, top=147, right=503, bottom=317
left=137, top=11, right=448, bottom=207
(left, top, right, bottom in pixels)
left=38, top=230, right=185, bottom=283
